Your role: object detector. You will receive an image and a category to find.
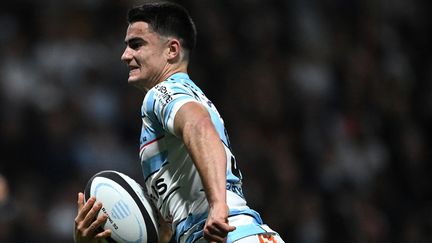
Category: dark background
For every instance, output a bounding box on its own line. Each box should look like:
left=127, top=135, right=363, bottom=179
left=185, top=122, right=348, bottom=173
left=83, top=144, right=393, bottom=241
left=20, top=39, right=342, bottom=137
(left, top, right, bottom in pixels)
left=1, top=0, right=432, bottom=242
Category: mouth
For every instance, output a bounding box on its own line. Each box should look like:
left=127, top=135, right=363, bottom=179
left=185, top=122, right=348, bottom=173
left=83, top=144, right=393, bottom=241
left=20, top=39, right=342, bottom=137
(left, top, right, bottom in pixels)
left=128, top=66, right=140, bottom=75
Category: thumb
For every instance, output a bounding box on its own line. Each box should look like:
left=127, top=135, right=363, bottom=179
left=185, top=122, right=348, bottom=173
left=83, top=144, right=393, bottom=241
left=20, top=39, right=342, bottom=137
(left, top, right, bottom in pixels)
left=228, top=225, right=236, bottom=232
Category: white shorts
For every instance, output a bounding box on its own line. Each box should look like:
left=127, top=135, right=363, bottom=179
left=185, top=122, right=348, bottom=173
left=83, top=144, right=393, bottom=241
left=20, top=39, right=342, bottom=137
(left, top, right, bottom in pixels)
left=194, top=215, right=285, bottom=243
left=194, top=231, right=285, bottom=243
left=234, top=233, right=285, bottom=243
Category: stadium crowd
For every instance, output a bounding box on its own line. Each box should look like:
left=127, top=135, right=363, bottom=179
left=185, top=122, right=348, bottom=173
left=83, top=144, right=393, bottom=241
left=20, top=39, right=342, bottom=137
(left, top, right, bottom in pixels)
left=1, top=0, right=431, bottom=242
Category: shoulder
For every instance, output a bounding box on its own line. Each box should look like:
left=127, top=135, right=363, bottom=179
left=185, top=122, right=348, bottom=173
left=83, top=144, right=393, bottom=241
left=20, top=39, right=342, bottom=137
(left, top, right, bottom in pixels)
left=142, top=74, right=198, bottom=113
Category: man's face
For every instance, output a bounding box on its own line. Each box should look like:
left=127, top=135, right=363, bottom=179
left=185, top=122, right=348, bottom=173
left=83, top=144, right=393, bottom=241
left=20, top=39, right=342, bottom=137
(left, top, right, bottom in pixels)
left=121, top=21, right=167, bottom=87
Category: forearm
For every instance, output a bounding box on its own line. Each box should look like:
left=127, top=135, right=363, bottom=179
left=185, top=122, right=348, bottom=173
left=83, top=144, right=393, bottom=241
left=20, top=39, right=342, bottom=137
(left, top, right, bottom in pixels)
left=182, top=116, right=227, bottom=206
left=174, top=102, right=236, bottom=241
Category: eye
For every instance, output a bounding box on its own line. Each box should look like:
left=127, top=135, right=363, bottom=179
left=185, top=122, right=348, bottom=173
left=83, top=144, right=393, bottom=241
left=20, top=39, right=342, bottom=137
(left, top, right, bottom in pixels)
left=130, top=42, right=142, bottom=50
left=127, top=38, right=145, bottom=50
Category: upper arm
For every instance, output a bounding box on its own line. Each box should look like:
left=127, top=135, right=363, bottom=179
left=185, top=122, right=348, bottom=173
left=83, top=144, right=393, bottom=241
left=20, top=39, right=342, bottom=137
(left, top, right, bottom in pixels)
left=173, top=101, right=212, bottom=138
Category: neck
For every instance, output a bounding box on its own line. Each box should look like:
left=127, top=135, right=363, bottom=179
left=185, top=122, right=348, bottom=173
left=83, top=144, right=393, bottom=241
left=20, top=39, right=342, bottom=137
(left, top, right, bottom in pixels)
left=136, top=62, right=188, bottom=93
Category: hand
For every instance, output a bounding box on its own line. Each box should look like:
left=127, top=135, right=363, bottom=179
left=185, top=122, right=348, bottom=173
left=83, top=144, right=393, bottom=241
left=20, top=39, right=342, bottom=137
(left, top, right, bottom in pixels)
left=203, top=203, right=236, bottom=243
left=157, top=211, right=173, bottom=243
left=74, top=192, right=111, bottom=243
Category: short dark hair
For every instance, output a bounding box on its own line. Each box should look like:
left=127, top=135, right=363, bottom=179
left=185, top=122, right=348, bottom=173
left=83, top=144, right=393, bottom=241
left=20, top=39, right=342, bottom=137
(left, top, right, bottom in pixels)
left=127, top=1, right=197, bottom=53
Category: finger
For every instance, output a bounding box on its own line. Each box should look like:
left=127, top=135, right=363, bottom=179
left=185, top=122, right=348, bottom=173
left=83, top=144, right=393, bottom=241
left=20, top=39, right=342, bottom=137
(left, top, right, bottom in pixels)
left=95, top=229, right=112, bottom=239
left=75, top=196, right=96, bottom=227
left=76, top=196, right=96, bottom=222
left=206, top=224, right=226, bottom=238
left=227, top=224, right=236, bottom=232
left=203, top=227, right=225, bottom=243
left=77, top=192, right=84, bottom=212
left=81, top=201, right=103, bottom=228
left=214, top=221, right=236, bottom=233
left=85, top=213, right=108, bottom=236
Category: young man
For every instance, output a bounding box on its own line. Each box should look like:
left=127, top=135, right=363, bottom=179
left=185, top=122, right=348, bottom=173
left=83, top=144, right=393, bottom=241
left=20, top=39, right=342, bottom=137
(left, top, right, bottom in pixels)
left=74, top=2, right=284, bottom=243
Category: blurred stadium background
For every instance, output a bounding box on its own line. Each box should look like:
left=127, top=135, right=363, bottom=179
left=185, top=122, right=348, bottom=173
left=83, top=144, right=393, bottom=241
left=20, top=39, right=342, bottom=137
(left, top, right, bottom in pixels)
left=1, top=0, right=431, bottom=242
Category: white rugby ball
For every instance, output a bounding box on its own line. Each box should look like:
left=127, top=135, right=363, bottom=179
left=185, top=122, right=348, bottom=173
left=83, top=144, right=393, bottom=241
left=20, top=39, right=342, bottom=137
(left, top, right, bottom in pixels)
left=84, top=170, right=159, bottom=243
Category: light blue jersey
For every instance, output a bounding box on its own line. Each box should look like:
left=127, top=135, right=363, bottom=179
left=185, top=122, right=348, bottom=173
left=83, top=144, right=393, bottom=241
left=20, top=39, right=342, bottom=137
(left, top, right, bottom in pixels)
left=139, top=73, right=277, bottom=242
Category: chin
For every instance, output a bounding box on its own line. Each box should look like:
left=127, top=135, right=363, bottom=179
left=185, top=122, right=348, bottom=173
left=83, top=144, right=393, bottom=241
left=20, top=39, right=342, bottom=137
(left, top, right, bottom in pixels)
left=128, top=77, right=147, bottom=90
left=127, top=76, right=140, bottom=84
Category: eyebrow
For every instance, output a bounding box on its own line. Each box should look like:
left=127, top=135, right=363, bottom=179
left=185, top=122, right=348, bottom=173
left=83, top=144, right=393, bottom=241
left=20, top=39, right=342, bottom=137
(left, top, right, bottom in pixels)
left=124, top=37, right=146, bottom=46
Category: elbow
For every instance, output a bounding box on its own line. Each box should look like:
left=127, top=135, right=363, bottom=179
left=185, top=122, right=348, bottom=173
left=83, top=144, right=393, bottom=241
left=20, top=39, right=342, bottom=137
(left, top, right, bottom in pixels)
left=183, top=116, right=218, bottom=146
left=186, top=116, right=215, bottom=137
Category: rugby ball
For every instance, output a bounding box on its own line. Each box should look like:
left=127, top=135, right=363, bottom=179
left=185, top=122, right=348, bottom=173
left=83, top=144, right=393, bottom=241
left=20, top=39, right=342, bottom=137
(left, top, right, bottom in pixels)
left=84, top=170, right=159, bottom=243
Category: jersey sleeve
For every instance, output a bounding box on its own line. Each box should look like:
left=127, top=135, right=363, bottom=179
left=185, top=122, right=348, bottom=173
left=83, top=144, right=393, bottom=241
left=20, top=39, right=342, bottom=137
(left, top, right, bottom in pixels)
left=143, top=81, right=199, bottom=135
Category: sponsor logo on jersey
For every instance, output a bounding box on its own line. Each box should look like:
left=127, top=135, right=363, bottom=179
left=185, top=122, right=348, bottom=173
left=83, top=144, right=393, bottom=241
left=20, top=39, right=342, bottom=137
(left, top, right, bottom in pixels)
left=155, top=84, right=173, bottom=105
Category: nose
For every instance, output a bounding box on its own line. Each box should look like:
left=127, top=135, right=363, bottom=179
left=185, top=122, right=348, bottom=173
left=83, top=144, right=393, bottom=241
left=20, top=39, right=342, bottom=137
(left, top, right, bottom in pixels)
left=121, top=47, right=132, bottom=63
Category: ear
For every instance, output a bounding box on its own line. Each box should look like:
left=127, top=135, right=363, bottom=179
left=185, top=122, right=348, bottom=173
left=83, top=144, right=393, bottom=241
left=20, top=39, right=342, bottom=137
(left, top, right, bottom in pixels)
left=166, top=39, right=181, bottom=62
